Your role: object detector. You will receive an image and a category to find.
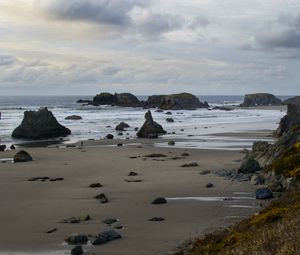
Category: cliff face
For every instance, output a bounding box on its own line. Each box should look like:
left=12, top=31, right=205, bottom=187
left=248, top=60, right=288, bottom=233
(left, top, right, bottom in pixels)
left=250, top=104, right=300, bottom=178
left=284, top=96, right=300, bottom=105
left=241, top=93, right=282, bottom=107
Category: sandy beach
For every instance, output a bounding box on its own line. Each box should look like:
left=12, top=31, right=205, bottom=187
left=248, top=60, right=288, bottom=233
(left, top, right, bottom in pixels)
left=0, top=139, right=263, bottom=255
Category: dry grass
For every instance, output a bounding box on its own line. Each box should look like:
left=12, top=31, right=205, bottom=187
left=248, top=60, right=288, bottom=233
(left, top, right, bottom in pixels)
left=177, top=188, right=300, bottom=255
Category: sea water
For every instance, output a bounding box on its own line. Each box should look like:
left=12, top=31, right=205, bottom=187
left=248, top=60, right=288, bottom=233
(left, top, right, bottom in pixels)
left=0, top=95, right=287, bottom=150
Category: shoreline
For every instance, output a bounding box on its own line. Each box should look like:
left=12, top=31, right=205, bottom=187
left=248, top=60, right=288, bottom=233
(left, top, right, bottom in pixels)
left=0, top=141, right=264, bottom=255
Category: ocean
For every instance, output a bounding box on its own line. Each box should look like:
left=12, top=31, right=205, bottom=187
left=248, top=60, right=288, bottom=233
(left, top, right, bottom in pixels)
left=0, top=95, right=288, bottom=150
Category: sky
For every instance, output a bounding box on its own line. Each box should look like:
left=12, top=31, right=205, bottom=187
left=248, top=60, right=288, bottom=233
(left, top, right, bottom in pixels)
left=0, top=0, right=300, bottom=96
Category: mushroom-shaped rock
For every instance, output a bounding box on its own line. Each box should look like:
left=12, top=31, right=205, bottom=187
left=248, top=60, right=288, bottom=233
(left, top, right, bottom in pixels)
left=14, top=150, right=33, bottom=163
left=137, top=111, right=166, bottom=138
left=12, top=108, right=71, bottom=139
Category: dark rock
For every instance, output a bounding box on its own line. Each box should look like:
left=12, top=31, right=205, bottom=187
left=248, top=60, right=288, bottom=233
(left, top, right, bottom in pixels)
left=168, top=141, right=175, bottom=146
left=152, top=197, right=167, bottom=204
left=181, top=152, right=190, bottom=156
left=77, top=99, right=92, bottom=104
left=28, top=176, right=50, bottom=181
left=255, top=188, right=273, bottom=199
left=128, top=171, right=138, bottom=176
left=144, top=153, right=166, bottom=158
left=117, top=143, right=123, bottom=147
left=155, top=109, right=164, bottom=113
left=125, top=179, right=142, bottom=182
left=146, top=93, right=208, bottom=110
left=165, top=111, right=172, bottom=115
left=89, top=182, right=102, bottom=188
left=14, top=150, right=33, bottom=163
left=212, top=106, right=233, bottom=111
left=10, top=145, right=16, bottom=150
left=49, top=177, right=64, bottom=182
left=283, top=96, right=300, bottom=105
left=0, top=145, right=6, bottom=151
left=102, top=218, right=117, bottom=225
left=134, top=127, right=139, bottom=131
left=166, top=118, right=174, bottom=123
left=199, top=170, right=211, bottom=175
left=61, top=217, right=81, bottom=224
left=149, top=217, right=165, bottom=221
left=115, top=122, right=130, bottom=131
left=65, top=115, right=82, bottom=120
left=93, top=92, right=115, bottom=105
left=45, top=227, right=57, bottom=234
left=238, top=158, right=261, bottom=174
left=94, top=193, right=109, bottom=203
left=92, top=230, right=122, bottom=245
left=12, top=108, right=71, bottom=139
left=106, top=134, right=114, bottom=139
left=65, top=234, right=88, bottom=245
left=136, top=111, right=166, bottom=138
left=240, top=93, right=282, bottom=107
left=181, top=162, right=199, bottom=167
left=206, top=183, right=214, bottom=188
left=71, top=246, right=83, bottom=255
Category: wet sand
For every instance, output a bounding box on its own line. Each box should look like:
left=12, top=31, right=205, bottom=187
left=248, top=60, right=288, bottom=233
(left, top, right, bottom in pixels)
left=0, top=140, right=262, bottom=255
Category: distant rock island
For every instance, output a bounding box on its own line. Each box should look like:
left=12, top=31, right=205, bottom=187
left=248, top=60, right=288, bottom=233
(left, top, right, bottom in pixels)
left=241, top=93, right=283, bottom=107
left=77, top=92, right=209, bottom=110
left=12, top=108, right=71, bottom=139
left=240, top=93, right=282, bottom=107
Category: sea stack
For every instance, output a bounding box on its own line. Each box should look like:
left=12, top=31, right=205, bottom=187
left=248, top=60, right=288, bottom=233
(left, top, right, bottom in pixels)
left=146, top=92, right=208, bottom=110
left=137, top=111, right=166, bottom=138
left=12, top=107, right=71, bottom=139
left=240, top=93, right=282, bottom=107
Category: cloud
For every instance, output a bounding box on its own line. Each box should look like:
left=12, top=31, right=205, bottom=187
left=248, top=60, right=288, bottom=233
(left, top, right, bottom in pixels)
left=0, top=55, right=18, bottom=66
left=34, top=0, right=209, bottom=39
left=36, top=0, right=150, bottom=26
left=255, top=12, right=300, bottom=50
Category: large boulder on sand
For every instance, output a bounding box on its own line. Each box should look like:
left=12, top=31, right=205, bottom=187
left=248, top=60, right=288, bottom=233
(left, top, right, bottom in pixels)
left=240, top=93, right=282, bottom=107
left=146, top=93, right=208, bottom=110
left=14, top=150, right=33, bottom=163
left=137, top=111, right=166, bottom=138
left=12, top=108, right=71, bottom=139
left=238, top=158, right=261, bottom=174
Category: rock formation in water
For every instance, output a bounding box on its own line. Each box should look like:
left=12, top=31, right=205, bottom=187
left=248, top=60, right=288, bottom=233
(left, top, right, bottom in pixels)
left=12, top=108, right=71, bottom=139
left=93, top=93, right=142, bottom=107
left=136, top=111, right=166, bottom=138
left=146, top=92, right=208, bottom=110
left=240, top=93, right=282, bottom=107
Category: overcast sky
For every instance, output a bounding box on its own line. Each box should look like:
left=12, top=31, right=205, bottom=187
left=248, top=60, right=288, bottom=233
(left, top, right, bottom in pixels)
left=0, top=0, right=299, bottom=95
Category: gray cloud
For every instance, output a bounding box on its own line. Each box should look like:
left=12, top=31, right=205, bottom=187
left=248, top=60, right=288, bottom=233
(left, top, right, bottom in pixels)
left=37, top=0, right=150, bottom=26
left=255, top=13, right=300, bottom=50
left=0, top=55, right=18, bottom=66
left=137, top=13, right=184, bottom=37
left=256, top=29, right=300, bottom=49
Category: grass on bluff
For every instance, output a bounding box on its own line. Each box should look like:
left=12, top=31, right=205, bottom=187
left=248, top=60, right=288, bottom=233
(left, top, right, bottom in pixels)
left=176, top=188, right=300, bottom=255
left=272, top=141, right=300, bottom=178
